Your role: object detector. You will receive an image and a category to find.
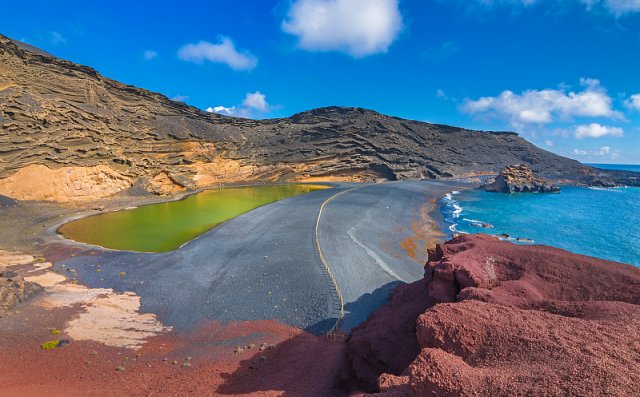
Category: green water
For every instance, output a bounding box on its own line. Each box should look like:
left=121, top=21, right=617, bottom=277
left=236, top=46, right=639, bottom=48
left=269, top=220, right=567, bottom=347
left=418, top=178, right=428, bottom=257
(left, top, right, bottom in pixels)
left=59, top=184, right=330, bottom=252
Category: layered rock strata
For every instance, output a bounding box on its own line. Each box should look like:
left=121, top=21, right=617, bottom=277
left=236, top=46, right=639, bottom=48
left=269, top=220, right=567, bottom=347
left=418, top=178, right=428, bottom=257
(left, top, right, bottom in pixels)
left=2, top=34, right=638, bottom=202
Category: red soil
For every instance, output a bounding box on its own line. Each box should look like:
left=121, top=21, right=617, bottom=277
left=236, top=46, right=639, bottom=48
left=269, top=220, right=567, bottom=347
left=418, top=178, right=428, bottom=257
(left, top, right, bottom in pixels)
left=4, top=234, right=640, bottom=396
left=342, top=234, right=640, bottom=396
left=0, top=302, right=344, bottom=396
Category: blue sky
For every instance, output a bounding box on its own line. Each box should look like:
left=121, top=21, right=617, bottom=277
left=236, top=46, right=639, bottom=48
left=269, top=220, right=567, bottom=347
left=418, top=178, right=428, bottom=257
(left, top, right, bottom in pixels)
left=2, top=0, right=640, bottom=164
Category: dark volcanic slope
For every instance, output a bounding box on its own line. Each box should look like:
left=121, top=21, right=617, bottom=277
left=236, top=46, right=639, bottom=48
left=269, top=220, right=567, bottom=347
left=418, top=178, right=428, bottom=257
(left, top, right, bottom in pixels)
left=1, top=34, right=637, bottom=201
left=244, top=107, right=591, bottom=181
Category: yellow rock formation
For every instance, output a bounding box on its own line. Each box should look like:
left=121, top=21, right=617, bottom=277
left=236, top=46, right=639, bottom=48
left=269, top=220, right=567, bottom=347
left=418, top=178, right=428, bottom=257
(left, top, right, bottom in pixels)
left=0, top=164, right=132, bottom=202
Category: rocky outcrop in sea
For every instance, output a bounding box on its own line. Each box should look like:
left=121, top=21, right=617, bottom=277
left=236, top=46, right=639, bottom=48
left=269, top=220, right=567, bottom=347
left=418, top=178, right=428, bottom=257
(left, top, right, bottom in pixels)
left=483, top=164, right=561, bottom=193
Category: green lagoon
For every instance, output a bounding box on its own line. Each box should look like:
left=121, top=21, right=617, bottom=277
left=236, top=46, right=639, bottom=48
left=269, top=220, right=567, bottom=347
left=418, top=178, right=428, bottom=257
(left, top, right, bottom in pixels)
left=59, top=184, right=330, bottom=252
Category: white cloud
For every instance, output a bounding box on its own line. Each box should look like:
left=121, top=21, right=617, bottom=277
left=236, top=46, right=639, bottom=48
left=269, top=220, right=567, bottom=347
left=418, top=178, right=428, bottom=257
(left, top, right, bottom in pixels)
left=575, top=123, right=624, bottom=139
left=435, top=88, right=458, bottom=102
left=625, top=93, right=640, bottom=111
left=282, top=0, right=403, bottom=57
left=143, top=50, right=158, bottom=60
left=205, top=92, right=271, bottom=118
left=171, top=95, right=189, bottom=102
left=461, top=78, right=621, bottom=126
left=178, top=37, right=258, bottom=71
left=583, top=0, right=640, bottom=15
left=51, top=31, right=66, bottom=45
left=206, top=106, right=238, bottom=116
left=242, top=91, right=269, bottom=112
left=598, top=146, right=612, bottom=155
left=545, top=139, right=554, bottom=146
left=573, top=146, right=620, bottom=158
left=470, top=0, right=640, bottom=15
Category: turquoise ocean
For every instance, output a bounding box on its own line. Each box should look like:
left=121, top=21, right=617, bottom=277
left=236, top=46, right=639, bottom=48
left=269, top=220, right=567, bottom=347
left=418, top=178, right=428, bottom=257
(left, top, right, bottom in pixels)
left=441, top=164, right=640, bottom=267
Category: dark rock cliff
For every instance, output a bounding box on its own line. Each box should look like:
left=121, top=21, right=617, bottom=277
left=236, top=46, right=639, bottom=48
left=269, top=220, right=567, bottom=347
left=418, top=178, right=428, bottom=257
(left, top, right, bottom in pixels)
left=1, top=33, right=638, bottom=200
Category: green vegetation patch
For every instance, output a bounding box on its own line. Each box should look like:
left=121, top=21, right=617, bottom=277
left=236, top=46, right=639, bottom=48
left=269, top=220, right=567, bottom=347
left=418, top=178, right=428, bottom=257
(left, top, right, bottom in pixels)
left=40, top=340, right=60, bottom=350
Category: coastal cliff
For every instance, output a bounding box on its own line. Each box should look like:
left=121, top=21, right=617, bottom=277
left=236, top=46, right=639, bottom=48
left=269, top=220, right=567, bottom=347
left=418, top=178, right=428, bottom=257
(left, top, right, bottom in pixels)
left=2, top=34, right=638, bottom=202
left=341, top=234, right=640, bottom=395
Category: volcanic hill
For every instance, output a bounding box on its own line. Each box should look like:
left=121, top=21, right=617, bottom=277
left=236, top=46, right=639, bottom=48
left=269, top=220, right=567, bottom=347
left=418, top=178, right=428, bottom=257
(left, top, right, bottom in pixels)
left=1, top=34, right=637, bottom=202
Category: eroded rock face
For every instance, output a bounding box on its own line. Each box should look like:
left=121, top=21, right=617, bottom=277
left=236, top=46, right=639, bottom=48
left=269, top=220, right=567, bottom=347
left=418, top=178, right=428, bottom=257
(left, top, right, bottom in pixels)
left=340, top=277, right=433, bottom=392
left=343, top=234, right=640, bottom=396
left=483, top=164, right=561, bottom=193
left=0, top=164, right=132, bottom=202
left=0, top=251, right=43, bottom=315
left=0, top=270, right=43, bottom=315
left=2, top=34, right=638, bottom=203
left=143, top=172, right=187, bottom=196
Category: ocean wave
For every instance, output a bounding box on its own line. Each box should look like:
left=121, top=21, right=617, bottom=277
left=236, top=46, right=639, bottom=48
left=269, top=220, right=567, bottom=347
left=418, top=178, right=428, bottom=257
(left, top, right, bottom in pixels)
left=443, top=193, right=462, bottom=217
left=442, top=191, right=464, bottom=235
left=497, top=235, right=535, bottom=244
left=452, top=204, right=462, bottom=218
left=588, top=186, right=624, bottom=192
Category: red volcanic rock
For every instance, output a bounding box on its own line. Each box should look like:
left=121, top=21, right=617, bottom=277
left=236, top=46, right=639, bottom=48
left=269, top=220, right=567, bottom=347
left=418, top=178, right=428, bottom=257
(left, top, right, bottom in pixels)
left=340, top=277, right=434, bottom=391
left=411, top=300, right=640, bottom=396
left=426, top=234, right=640, bottom=307
left=343, top=234, right=640, bottom=396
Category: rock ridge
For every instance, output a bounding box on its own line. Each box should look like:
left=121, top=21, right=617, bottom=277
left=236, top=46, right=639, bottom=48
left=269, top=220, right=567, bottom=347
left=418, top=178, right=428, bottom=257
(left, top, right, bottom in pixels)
left=341, top=234, right=640, bottom=396
left=1, top=34, right=639, bottom=202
